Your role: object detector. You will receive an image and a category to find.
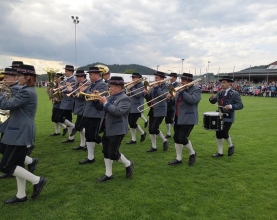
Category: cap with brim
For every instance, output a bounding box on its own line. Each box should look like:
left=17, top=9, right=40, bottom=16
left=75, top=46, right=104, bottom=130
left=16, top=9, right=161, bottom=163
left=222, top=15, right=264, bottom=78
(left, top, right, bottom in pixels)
left=219, top=76, right=234, bottom=82
left=109, top=76, right=124, bottom=85
left=55, top=73, right=64, bottom=77
left=168, top=72, right=178, bottom=77
left=3, top=68, right=17, bottom=75
left=10, top=61, right=23, bottom=68
left=87, top=67, right=101, bottom=74
left=17, top=64, right=37, bottom=76
left=131, top=72, right=142, bottom=78
left=181, top=73, right=193, bottom=81
left=154, top=71, right=166, bottom=78
left=75, top=69, right=86, bottom=77
left=64, top=65, right=74, bottom=71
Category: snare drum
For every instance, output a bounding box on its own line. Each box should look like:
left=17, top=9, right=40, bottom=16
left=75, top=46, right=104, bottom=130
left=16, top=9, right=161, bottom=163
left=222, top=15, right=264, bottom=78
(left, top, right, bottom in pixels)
left=203, top=112, right=223, bottom=131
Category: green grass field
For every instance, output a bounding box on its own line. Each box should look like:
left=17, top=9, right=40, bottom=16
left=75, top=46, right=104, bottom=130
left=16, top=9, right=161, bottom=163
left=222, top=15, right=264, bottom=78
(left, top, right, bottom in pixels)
left=1, top=88, right=277, bottom=220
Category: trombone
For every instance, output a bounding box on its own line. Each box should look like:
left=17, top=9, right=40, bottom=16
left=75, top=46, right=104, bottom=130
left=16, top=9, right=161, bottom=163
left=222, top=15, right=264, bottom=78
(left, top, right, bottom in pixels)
left=125, top=77, right=146, bottom=92
left=53, top=82, right=76, bottom=92
left=137, top=78, right=202, bottom=112
left=66, top=80, right=92, bottom=97
left=78, top=91, right=110, bottom=101
left=129, top=78, right=171, bottom=97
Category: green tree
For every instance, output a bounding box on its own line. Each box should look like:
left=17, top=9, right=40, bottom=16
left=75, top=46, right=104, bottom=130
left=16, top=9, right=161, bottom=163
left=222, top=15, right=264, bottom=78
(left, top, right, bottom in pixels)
left=124, top=69, right=135, bottom=74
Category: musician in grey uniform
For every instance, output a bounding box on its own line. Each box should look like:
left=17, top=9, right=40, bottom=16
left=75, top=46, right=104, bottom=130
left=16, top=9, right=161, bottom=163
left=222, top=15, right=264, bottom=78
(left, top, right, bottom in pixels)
left=209, top=76, right=243, bottom=157
left=57, top=65, right=77, bottom=143
left=49, top=73, right=67, bottom=136
left=126, top=72, right=147, bottom=144
left=95, top=76, right=134, bottom=182
left=0, top=64, right=47, bottom=204
left=165, top=72, right=180, bottom=138
left=67, top=69, right=88, bottom=151
left=78, top=67, right=107, bottom=164
left=144, top=71, right=169, bottom=152
left=0, top=68, right=38, bottom=178
left=168, top=73, right=201, bottom=166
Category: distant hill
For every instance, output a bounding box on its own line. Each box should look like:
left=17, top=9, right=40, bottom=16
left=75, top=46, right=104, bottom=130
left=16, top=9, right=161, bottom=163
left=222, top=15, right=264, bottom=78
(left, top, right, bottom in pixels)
left=78, top=63, right=156, bottom=75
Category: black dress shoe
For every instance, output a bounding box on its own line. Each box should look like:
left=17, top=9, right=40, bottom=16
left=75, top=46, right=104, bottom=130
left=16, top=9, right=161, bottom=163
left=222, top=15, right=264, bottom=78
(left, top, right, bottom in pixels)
left=168, top=159, right=182, bottom=165
left=79, top=158, right=95, bottom=164
left=163, top=140, right=169, bottom=151
left=165, top=135, right=171, bottom=138
left=0, top=173, right=12, bottom=178
left=126, top=161, right=134, bottom=178
left=73, top=146, right=85, bottom=150
left=49, top=133, right=60, bottom=136
left=26, top=145, right=36, bottom=156
left=4, top=196, right=27, bottom=204
left=140, top=132, right=147, bottom=142
left=62, top=128, right=68, bottom=136
left=83, top=146, right=87, bottom=151
left=27, top=158, right=38, bottom=173
left=31, top=177, right=47, bottom=199
left=188, top=152, right=197, bottom=166
left=147, top=147, right=157, bottom=152
left=62, top=139, right=74, bottom=143
left=212, top=152, right=224, bottom=157
left=144, top=121, right=148, bottom=128
left=228, top=146, right=235, bottom=156
left=96, top=175, right=114, bottom=183
left=70, top=128, right=77, bottom=137
left=126, top=140, right=136, bottom=144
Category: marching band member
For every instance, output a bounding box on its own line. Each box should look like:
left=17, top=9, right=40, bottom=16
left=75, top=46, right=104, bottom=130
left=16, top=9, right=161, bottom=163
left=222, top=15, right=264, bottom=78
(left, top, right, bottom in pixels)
left=102, top=70, right=111, bottom=85
left=209, top=76, right=243, bottom=157
left=168, top=73, right=201, bottom=166
left=78, top=67, right=107, bottom=164
left=144, top=71, right=169, bottom=152
left=67, top=70, right=88, bottom=151
left=0, top=64, right=47, bottom=204
left=126, top=72, right=147, bottom=144
left=165, top=72, right=180, bottom=138
left=95, top=76, right=134, bottom=182
left=49, top=73, right=67, bottom=136
left=56, top=65, right=77, bottom=143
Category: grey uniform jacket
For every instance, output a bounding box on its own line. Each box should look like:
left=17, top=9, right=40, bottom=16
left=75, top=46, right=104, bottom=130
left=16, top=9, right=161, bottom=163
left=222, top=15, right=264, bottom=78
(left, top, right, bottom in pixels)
left=0, top=83, right=22, bottom=133
left=129, top=82, right=144, bottom=113
left=82, top=79, right=108, bottom=118
left=144, top=83, right=168, bottom=117
left=60, top=76, right=77, bottom=110
left=174, top=85, right=201, bottom=125
left=209, top=89, right=243, bottom=123
left=95, top=91, right=131, bottom=136
left=0, top=86, right=37, bottom=146
left=167, top=81, right=180, bottom=111
left=72, top=79, right=88, bottom=115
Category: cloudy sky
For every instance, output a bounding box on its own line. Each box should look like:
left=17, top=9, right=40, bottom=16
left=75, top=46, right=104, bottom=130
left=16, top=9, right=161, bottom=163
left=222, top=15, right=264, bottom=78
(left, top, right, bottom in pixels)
left=0, top=0, right=276, bottom=75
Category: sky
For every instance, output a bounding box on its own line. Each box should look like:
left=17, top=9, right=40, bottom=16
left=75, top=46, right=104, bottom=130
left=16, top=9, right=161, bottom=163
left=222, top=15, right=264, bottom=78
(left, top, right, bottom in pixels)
left=0, top=0, right=276, bottom=75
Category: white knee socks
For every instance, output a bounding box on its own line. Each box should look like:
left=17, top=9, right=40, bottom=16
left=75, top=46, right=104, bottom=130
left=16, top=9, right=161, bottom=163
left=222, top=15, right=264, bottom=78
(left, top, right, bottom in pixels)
left=87, top=142, right=95, bottom=160
left=13, top=166, right=40, bottom=185
left=217, top=139, right=223, bottom=154
left=104, top=158, right=113, bottom=177
left=184, top=141, right=195, bottom=155
left=175, top=143, right=183, bottom=161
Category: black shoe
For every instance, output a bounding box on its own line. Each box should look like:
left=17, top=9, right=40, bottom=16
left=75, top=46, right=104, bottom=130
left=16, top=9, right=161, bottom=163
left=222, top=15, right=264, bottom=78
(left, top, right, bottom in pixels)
left=168, top=159, right=182, bottom=165
left=62, top=128, right=68, bottom=136
left=73, top=146, right=85, bottom=150
left=144, top=121, right=148, bottom=128
left=188, top=152, right=196, bottom=166
left=4, top=196, right=27, bottom=204
left=163, top=140, right=169, bottom=151
left=79, top=158, right=95, bottom=164
left=70, top=128, right=77, bottom=137
left=140, top=132, right=147, bottom=142
left=126, top=161, right=134, bottom=178
left=165, top=135, right=171, bottom=138
left=27, top=158, right=38, bottom=173
left=49, top=133, right=60, bottom=136
left=212, top=152, right=224, bottom=157
left=83, top=146, right=87, bottom=151
left=62, top=139, right=74, bottom=143
left=126, top=140, right=136, bottom=144
left=0, top=173, right=14, bottom=178
left=147, top=147, right=157, bottom=152
left=31, top=177, right=47, bottom=199
left=26, top=145, right=36, bottom=156
left=228, top=146, right=235, bottom=156
left=96, top=175, right=114, bottom=183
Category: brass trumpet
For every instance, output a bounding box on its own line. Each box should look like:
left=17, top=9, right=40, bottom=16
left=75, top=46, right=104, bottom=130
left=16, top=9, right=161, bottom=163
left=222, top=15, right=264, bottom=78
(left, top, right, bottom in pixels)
left=137, top=78, right=202, bottom=112
left=78, top=91, right=110, bottom=101
left=66, top=81, right=92, bottom=97
left=53, top=82, right=76, bottom=92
